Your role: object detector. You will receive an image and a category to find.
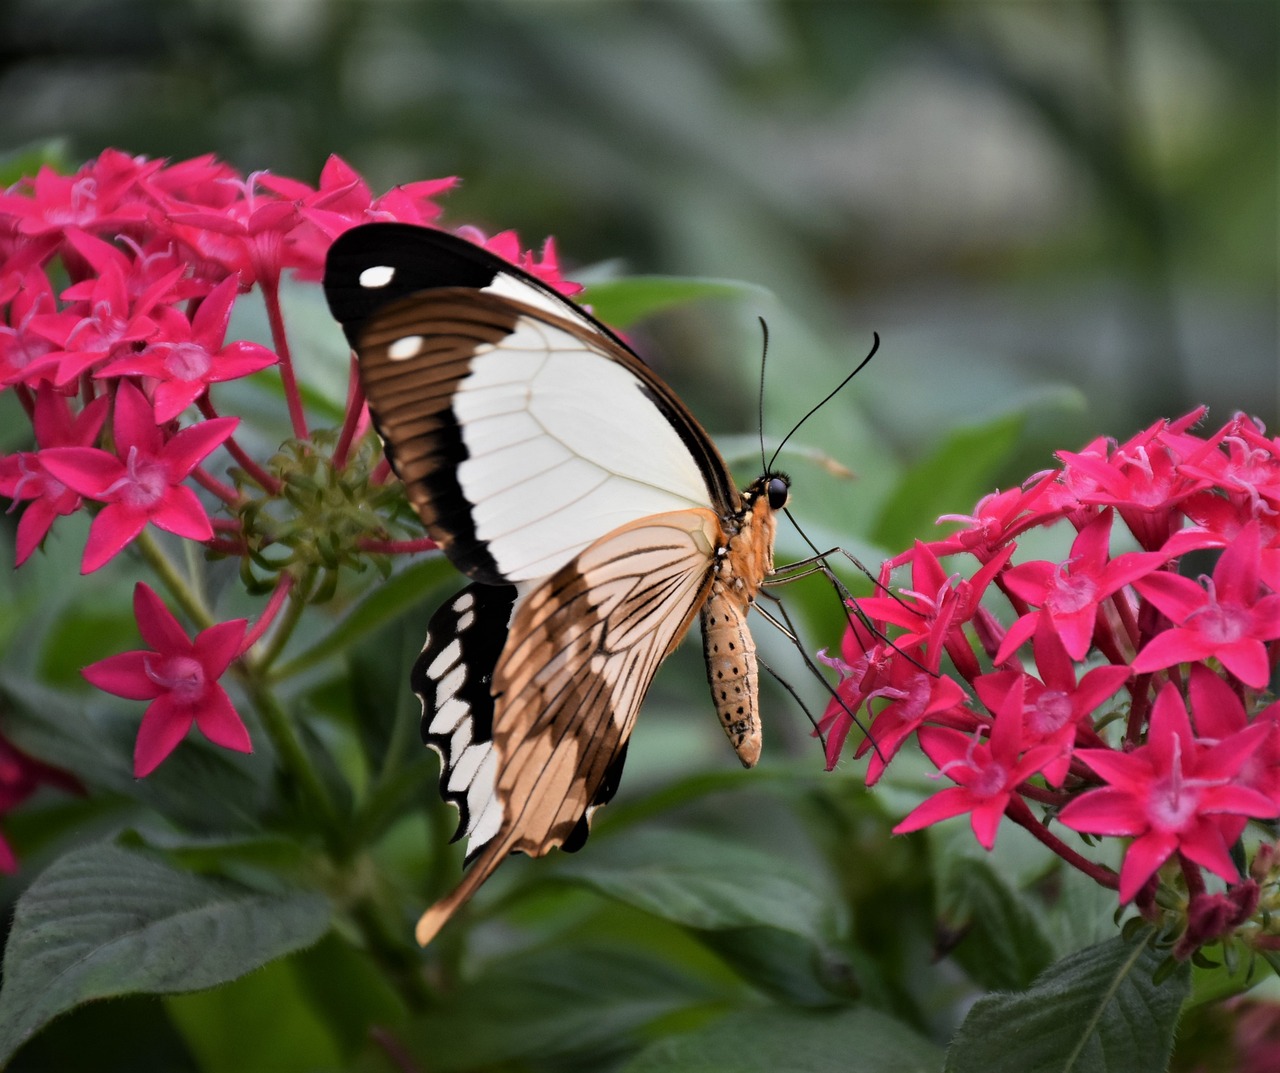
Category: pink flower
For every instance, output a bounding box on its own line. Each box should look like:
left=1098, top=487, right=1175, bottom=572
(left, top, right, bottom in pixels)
left=30, top=259, right=173, bottom=385
left=0, top=387, right=110, bottom=564
left=858, top=540, right=1015, bottom=674
left=259, top=154, right=457, bottom=275
left=1131, top=522, right=1280, bottom=689
left=38, top=380, right=236, bottom=572
left=82, top=583, right=250, bottom=777
left=894, top=678, right=1060, bottom=850
left=1059, top=681, right=1277, bottom=902
left=0, top=155, right=153, bottom=239
left=997, top=509, right=1166, bottom=662
left=0, top=270, right=62, bottom=386
left=975, top=620, right=1131, bottom=785
left=97, top=276, right=277, bottom=420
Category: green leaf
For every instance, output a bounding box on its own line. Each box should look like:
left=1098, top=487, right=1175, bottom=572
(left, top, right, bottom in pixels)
left=872, top=412, right=1025, bottom=551
left=0, top=842, right=332, bottom=1066
left=402, top=939, right=731, bottom=1071
left=623, top=1006, right=942, bottom=1073
left=936, top=852, right=1055, bottom=991
left=165, top=956, right=343, bottom=1073
left=698, top=926, right=858, bottom=1006
left=944, top=933, right=1191, bottom=1073
left=581, top=274, right=767, bottom=329
left=556, top=827, right=844, bottom=944
left=269, top=555, right=456, bottom=681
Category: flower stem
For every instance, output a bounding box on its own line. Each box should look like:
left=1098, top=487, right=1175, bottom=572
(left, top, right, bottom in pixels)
left=260, top=276, right=309, bottom=441
left=135, top=529, right=215, bottom=630
left=1006, top=798, right=1119, bottom=890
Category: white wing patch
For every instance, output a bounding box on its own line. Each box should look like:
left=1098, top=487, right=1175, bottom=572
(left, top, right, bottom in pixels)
left=453, top=317, right=711, bottom=581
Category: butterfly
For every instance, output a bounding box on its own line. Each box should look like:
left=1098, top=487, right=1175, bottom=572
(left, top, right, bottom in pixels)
left=324, top=222, right=793, bottom=946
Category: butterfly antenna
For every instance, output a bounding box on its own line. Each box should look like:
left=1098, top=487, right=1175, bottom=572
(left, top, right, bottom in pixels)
left=767, top=332, right=879, bottom=474
left=756, top=316, right=770, bottom=477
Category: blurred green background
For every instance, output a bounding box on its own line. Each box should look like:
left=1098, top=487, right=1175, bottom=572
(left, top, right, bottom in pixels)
left=2, top=0, right=1274, bottom=452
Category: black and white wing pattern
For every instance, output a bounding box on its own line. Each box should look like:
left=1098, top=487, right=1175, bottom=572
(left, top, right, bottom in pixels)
left=323, top=223, right=785, bottom=946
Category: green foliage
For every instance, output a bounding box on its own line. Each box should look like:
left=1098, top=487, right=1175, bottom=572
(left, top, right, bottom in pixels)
left=0, top=843, right=331, bottom=1066
left=945, top=933, right=1191, bottom=1073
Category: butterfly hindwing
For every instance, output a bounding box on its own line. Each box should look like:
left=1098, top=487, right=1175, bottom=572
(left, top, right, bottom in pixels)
left=412, top=581, right=516, bottom=858
left=412, top=508, right=721, bottom=945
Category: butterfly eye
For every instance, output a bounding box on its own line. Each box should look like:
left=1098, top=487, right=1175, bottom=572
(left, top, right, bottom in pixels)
left=766, top=476, right=790, bottom=510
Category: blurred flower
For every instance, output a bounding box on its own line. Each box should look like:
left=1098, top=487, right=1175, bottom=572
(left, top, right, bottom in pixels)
left=82, top=583, right=250, bottom=776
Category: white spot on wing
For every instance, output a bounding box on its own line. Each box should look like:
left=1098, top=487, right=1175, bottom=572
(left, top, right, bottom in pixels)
left=425, top=640, right=461, bottom=681
left=387, top=335, right=425, bottom=361
left=359, top=265, right=395, bottom=288
left=448, top=742, right=487, bottom=791
left=429, top=696, right=469, bottom=736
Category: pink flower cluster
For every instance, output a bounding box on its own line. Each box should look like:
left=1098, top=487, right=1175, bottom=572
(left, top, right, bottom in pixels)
left=0, top=150, right=579, bottom=801
left=824, top=410, right=1280, bottom=951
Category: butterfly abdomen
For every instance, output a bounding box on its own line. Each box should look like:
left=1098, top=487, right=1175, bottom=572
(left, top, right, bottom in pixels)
left=700, top=588, right=761, bottom=768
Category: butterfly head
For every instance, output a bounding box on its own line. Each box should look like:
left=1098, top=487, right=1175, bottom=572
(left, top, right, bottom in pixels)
left=744, top=472, right=790, bottom=514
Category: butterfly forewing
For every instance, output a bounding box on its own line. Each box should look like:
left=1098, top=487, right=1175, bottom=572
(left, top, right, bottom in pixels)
left=356, top=291, right=727, bottom=583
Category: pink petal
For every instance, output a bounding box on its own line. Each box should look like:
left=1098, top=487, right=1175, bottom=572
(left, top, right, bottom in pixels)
left=133, top=583, right=192, bottom=654
left=160, top=417, right=237, bottom=478
left=1130, top=629, right=1210, bottom=676
left=81, top=504, right=147, bottom=573
left=1217, top=640, right=1271, bottom=691
left=82, top=651, right=163, bottom=700
left=112, top=380, right=163, bottom=455
left=193, top=686, right=252, bottom=753
left=14, top=498, right=58, bottom=565
left=893, top=786, right=974, bottom=834
left=1147, top=682, right=1194, bottom=771
left=1117, top=830, right=1178, bottom=903
left=134, top=696, right=195, bottom=777
left=1188, top=665, right=1246, bottom=737
left=1132, top=571, right=1207, bottom=623
left=1054, top=606, right=1098, bottom=662
left=916, top=726, right=975, bottom=771
left=994, top=612, right=1038, bottom=664
left=152, top=379, right=205, bottom=424
left=209, top=340, right=276, bottom=381
left=1058, top=786, right=1149, bottom=836
left=194, top=618, right=249, bottom=677
left=1176, top=820, right=1240, bottom=885
left=969, top=797, right=1009, bottom=849
left=38, top=446, right=124, bottom=498
left=188, top=276, right=237, bottom=346
left=1071, top=665, right=1133, bottom=717
left=150, top=485, right=213, bottom=540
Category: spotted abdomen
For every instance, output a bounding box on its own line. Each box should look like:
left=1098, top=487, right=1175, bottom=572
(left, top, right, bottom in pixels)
left=700, top=591, right=761, bottom=767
